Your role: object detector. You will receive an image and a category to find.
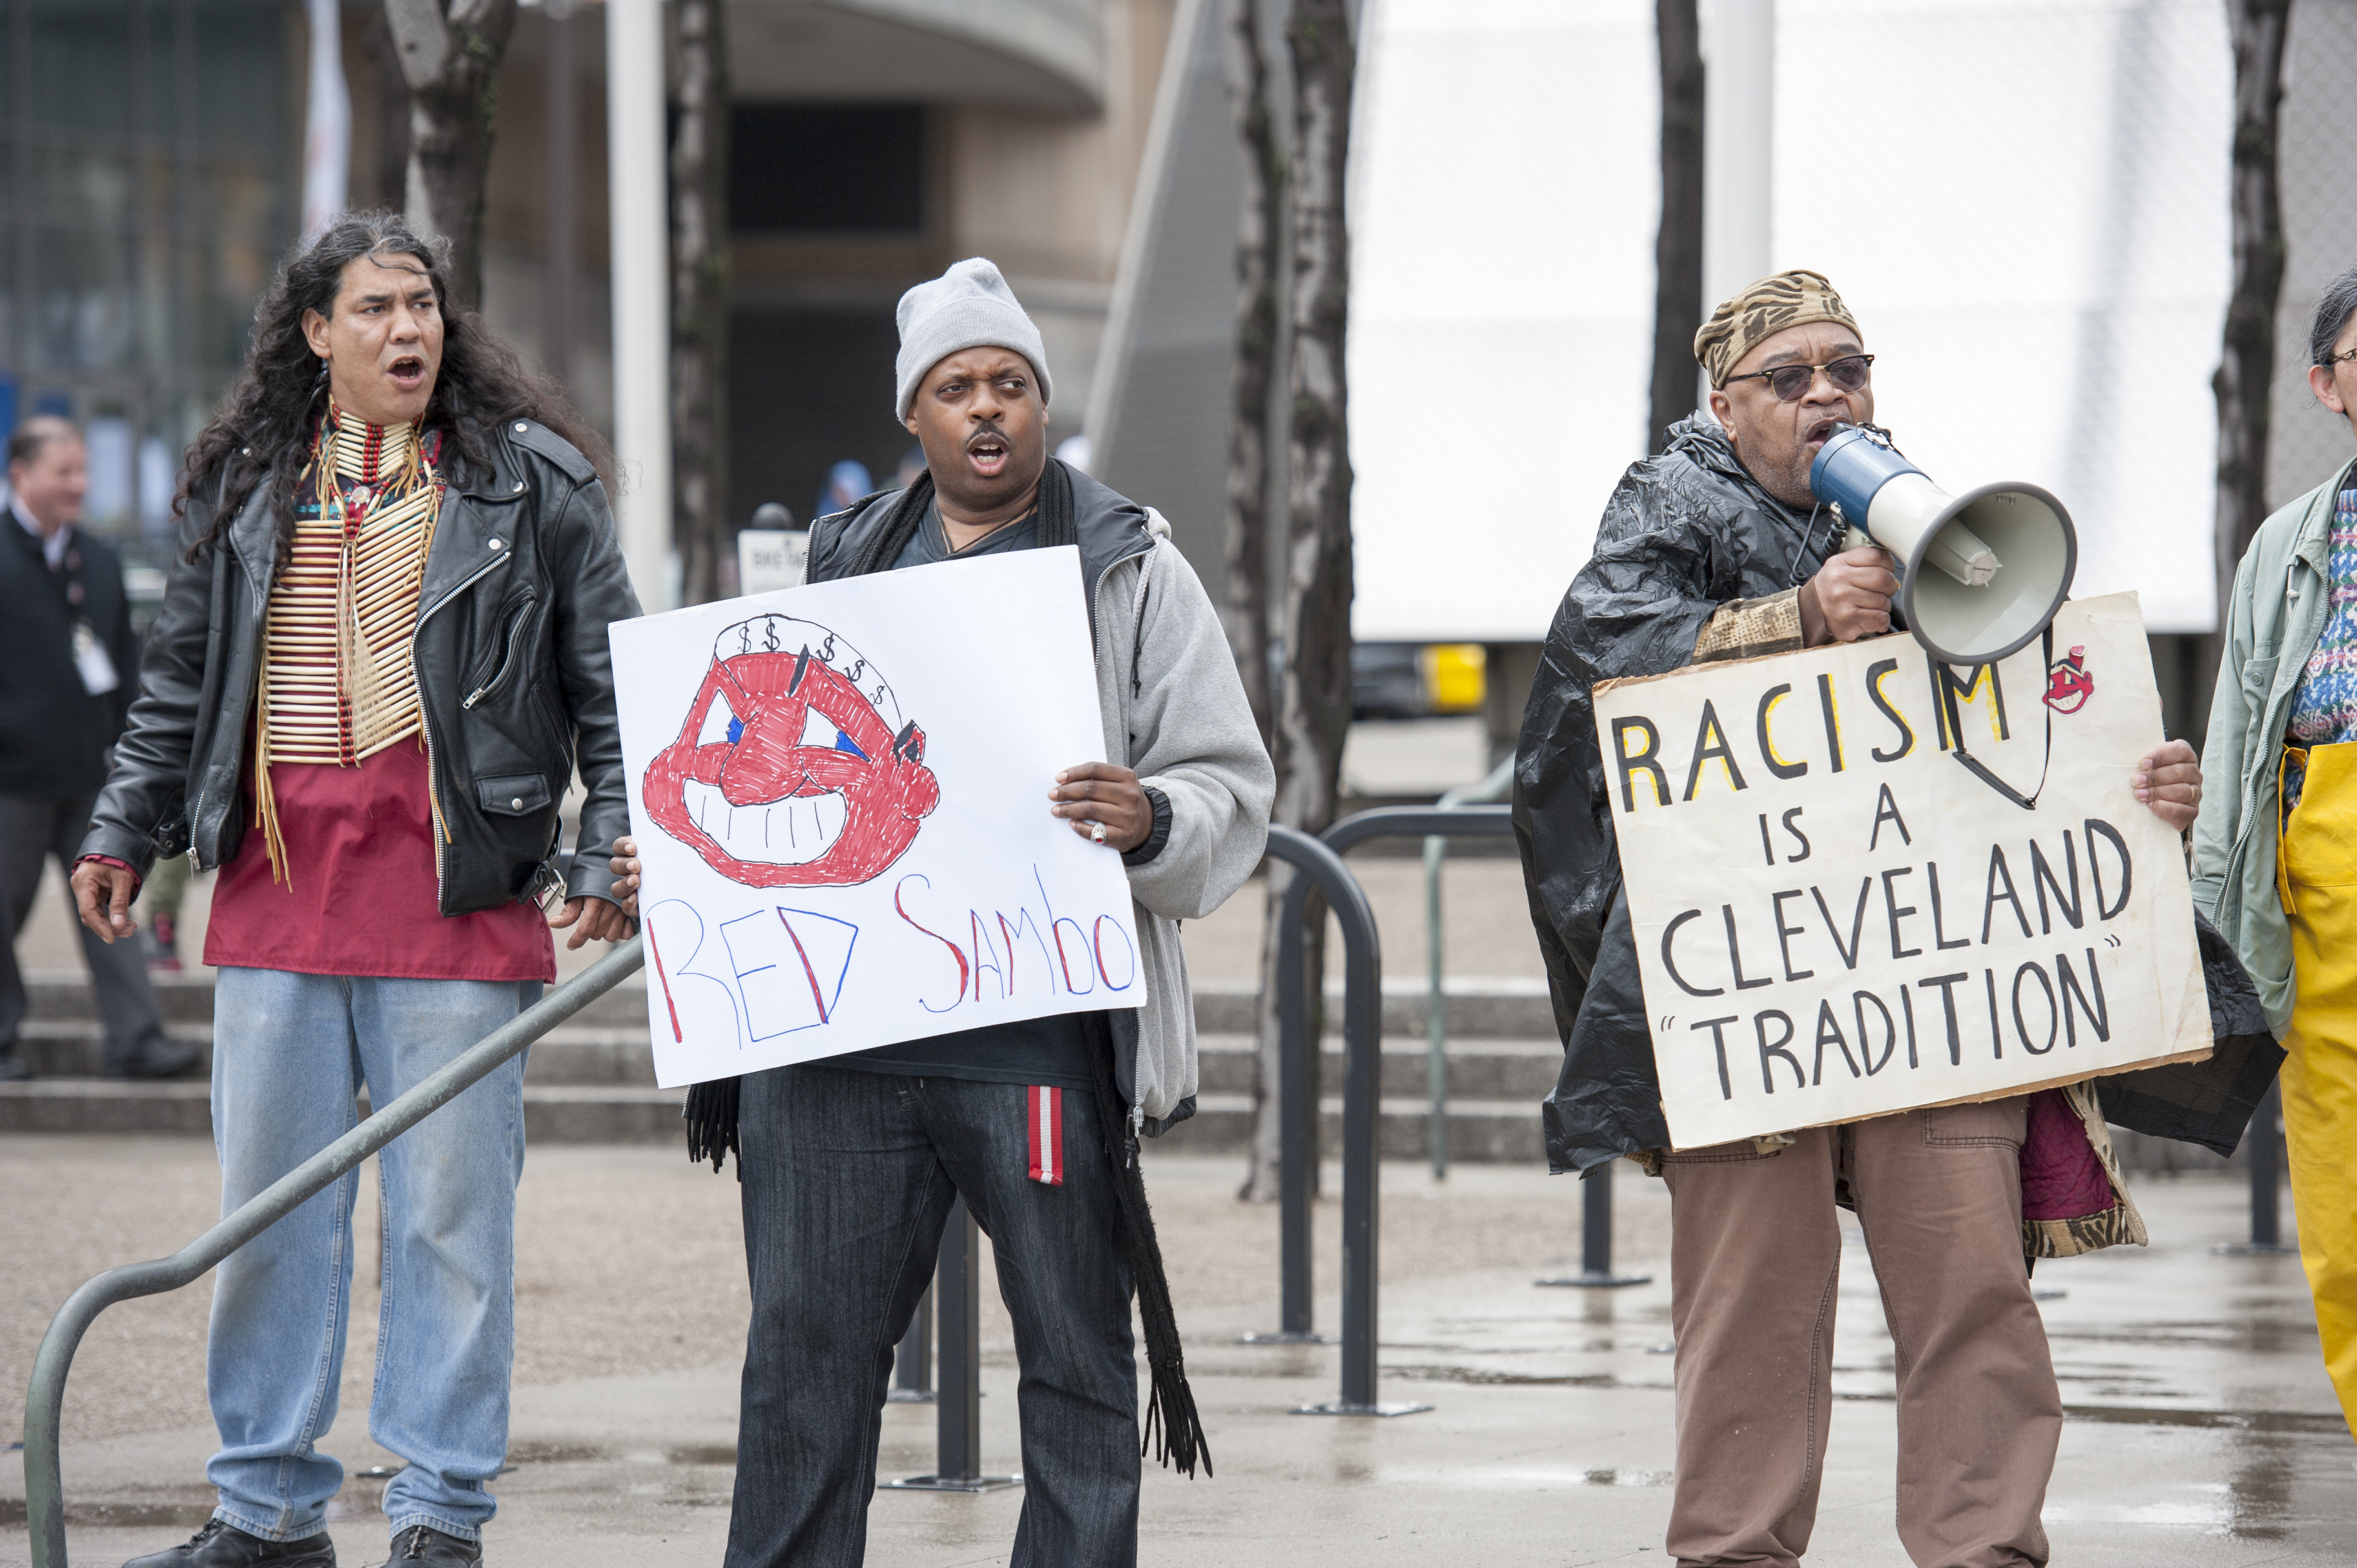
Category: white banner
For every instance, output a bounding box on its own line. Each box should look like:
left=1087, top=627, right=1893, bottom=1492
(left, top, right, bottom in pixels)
left=1345, top=0, right=2230, bottom=639
left=611, top=548, right=1142, bottom=1088
left=1592, top=592, right=2209, bottom=1150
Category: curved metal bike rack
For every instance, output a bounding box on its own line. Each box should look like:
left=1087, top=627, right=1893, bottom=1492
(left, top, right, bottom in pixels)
left=1249, top=803, right=1648, bottom=1396
left=1252, top=824, right=1420, bottom=1415
left=20, top=936, right=649, bottom=1568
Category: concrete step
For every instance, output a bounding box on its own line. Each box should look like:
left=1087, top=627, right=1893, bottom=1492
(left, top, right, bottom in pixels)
left=0, top=1077, right=215, bottom=1134
left=9, top=1020, right=217, bottom=1077
left=17, top=970, right=661, bottom=1031
left=1148, top=1092, right=1545, bottom=1163
left=0, top=1071, right=2234, bottom=1173
left=8, top=1023, right=664, bottom=1086
left=1187, top=978, right=1553, bottom=1039
left=18, top=970, right=1562, bottom=1040
left=14, top=1017, right=1563, bottom=1106
left=1192, top=1032, right=1561, bottom=1100
left=0, top=1080, right=687, bottom=1143
left=23, top=970, right=219, bottom=1025
left=0, top=1079, right=1543, bottom=1157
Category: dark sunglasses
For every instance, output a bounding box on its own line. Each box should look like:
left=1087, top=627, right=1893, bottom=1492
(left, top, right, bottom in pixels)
left=1725, top=353, right=1874, bottom=402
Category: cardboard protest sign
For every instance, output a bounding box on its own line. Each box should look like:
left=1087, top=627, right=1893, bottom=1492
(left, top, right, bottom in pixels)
left=1591, top=592, right=2208, bottom=1151
left=611, top=546, right=1141, bottom=1087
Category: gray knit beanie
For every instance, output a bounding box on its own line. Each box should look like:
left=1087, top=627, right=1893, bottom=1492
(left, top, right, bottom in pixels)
left=894, top=258, right=1052, bottom=421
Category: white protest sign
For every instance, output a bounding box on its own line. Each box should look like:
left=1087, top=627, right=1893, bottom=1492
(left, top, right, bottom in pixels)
left=1591, top=592, right=2209, bottom=1151
left=611, top=546, right=1142, bottom=1088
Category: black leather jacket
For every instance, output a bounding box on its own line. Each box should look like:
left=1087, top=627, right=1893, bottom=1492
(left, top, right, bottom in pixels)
left=81, top=419, right=639, bottom=917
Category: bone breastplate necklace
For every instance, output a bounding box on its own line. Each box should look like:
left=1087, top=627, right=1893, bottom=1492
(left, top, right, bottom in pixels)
left=252, top=401, right=444, bottom=883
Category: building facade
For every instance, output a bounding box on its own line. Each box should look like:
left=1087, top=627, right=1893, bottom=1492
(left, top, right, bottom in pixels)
left=0, top=0, right=1175, bottom=579
left=0, top=0, right=300, bottom=569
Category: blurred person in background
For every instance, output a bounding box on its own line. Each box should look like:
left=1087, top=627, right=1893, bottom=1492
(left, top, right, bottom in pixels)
left=2195, top=260, right=2357, bottom=1440
left=0, top=415, right=194, bottom=1081
left=812, top=457, right=873, bottom=524
left=70, top=212, right=639, bottom=1568
left=892, top=442, right=926, bottom=492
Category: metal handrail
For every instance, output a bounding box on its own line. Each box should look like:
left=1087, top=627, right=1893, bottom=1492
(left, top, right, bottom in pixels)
left=1261, top=809, right=1519, bottom=1414
left=1419, top=762, right=1516, bottom=1177
left=22, top=936, right=649, bottom=1568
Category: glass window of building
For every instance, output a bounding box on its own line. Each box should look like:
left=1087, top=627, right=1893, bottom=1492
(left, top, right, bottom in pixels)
left=1, top=0, right=299, bottom=574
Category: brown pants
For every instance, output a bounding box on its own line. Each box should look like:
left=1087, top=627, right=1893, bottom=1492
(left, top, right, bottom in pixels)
left=1659, top=1099, right=2061, bottom=1568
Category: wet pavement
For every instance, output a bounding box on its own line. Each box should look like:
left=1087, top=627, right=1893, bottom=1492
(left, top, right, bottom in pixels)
left=4, top=1151, right=2350, bottom=1566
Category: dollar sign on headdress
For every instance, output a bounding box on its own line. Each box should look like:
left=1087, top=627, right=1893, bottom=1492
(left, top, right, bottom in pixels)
left=763, top=618, right=780, bottom=652
left=819, top=633, right=838, bottom=662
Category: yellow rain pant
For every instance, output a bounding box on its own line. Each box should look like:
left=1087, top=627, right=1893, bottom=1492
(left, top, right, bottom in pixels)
left=2277, top=741, right=2357, bottom=1436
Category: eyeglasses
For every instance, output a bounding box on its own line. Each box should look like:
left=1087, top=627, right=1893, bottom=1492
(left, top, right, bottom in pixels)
left=2330, top=348, right=2357, bottom=366
left=1725, top=354, right=1875, bottom=401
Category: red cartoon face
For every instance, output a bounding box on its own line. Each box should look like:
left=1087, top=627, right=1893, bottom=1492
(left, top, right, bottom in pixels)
left=644, top=615, right=940, bottom=886
left=2043, top=645, right=2094, bottom=715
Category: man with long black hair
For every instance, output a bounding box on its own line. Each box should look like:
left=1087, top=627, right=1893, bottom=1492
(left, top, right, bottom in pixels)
left=613, top=257, right=1272, bottom=1566
left=72, top=213, right=640, bottom=1568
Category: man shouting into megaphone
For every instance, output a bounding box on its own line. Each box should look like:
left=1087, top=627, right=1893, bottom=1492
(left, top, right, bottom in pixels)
left=1511, top=270, right=2215, bottom=1567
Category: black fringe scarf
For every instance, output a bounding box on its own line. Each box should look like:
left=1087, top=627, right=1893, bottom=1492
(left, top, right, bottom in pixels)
left=681, top=458, right=1209, bottom=1475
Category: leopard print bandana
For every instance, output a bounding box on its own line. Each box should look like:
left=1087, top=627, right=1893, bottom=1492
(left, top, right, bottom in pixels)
left=1693, top=269, right=1861, bottom=388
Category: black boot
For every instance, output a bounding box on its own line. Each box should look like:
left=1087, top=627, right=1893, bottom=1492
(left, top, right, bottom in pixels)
left=121, top=1519, right=336, bottom=1568
left=105, top=1037, right=204, bottom=1079
left=0, top=1043, right=30, bottom=1081
left=377, top=1526, right=480, bottom=1566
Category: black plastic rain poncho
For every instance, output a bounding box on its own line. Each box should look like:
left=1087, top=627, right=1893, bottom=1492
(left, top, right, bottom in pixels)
left=1512, top=415, right=1841, bottom=1173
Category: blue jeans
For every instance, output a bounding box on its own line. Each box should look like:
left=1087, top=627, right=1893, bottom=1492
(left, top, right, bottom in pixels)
left=727, top=1064, right=1140, bottom=1568
left=205, top=969, right=532, bottom=1543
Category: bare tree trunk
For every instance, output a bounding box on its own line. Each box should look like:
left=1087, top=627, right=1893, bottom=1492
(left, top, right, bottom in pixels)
left=383, top=0, right=519, bottom=310
left=543, top=0, right=579, bottom=390
left=1650, top=0, right=1705, bottom=455
left=671, top=0, right=731, bottom=606
left=1278, top=0, right=1356, bottom=829
left=1223, top=0, right=1282, bottom=744
left=1243, top=0, right=1357, bottom=1204
left=1224, top=0, right=1288, bottom=1202
left=2215, top=0, right=2291, bottom=616
left=361, top=6, right=413, bottom=210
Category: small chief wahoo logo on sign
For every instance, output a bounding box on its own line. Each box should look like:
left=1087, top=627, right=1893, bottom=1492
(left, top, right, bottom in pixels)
left=642, top=613, right=941, bottom=888
left=2044, top=644, right=2095, bottom=714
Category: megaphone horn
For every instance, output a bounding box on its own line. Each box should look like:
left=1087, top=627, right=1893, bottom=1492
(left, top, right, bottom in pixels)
left=1809, top=424, right=2077, bottom=667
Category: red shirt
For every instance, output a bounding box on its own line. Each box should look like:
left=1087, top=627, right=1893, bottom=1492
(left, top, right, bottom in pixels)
left=204, top=740, right=555, bottom=982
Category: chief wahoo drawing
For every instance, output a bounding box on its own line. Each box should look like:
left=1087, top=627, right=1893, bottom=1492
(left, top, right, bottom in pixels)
left=643, top=613, right=940, bottom=886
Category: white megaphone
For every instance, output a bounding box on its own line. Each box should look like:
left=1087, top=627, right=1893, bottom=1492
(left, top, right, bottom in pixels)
left=1810, top=424, right=2077, bottom=667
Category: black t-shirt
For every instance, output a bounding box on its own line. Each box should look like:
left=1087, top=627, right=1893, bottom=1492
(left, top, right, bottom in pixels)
left=825, top=502, right=1100, bottom=1093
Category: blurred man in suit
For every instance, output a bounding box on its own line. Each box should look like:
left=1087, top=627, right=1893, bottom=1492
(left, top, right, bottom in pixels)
left=0, top=415, right=195, bottom=1080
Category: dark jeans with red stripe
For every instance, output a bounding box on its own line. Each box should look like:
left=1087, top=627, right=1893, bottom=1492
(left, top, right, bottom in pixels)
left=725, top=1063, right=1139, bottom=1568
